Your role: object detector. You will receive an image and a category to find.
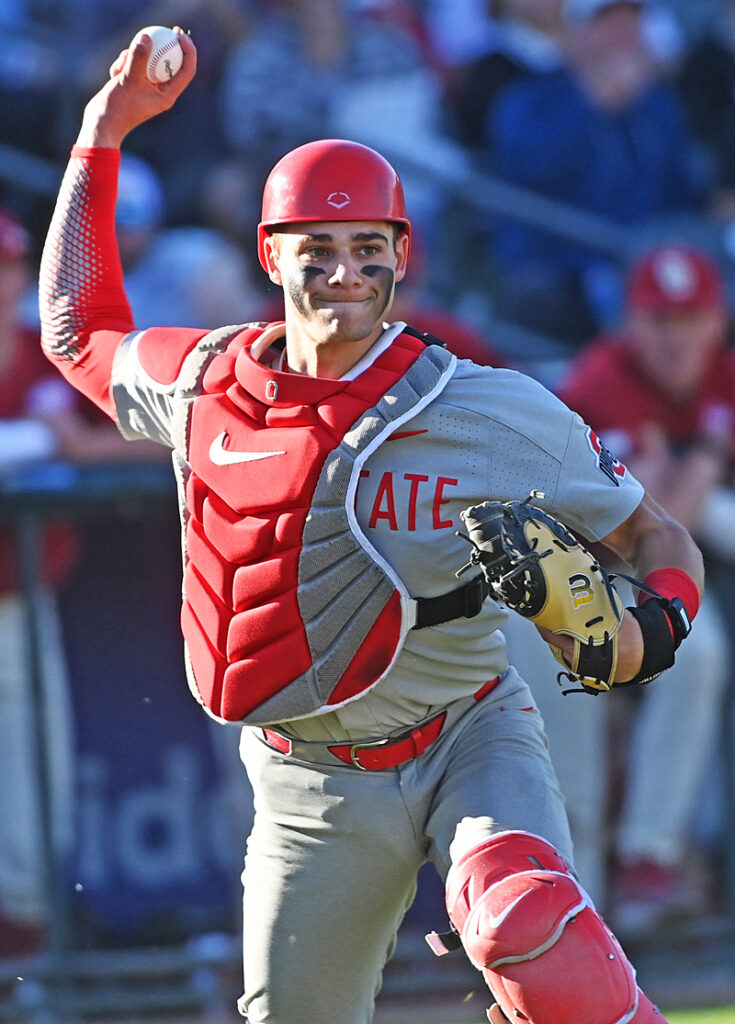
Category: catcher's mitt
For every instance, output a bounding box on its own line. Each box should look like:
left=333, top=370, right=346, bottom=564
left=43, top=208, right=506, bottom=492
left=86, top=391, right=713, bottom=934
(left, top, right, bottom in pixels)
left=458, top=492, right=623, bottom=693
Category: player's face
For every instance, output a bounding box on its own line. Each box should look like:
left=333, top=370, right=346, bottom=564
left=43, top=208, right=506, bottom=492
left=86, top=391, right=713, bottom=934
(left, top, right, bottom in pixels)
left=265, top=221, right=409, bottom=350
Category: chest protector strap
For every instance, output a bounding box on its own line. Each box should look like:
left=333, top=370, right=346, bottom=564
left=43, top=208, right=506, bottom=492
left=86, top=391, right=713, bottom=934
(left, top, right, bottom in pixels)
left=171, top=323, right=457, bottom=725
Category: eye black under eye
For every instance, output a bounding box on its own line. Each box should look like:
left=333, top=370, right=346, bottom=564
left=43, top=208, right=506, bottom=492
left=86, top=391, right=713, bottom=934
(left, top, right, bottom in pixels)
left=299, top=266, right=326, bottom=281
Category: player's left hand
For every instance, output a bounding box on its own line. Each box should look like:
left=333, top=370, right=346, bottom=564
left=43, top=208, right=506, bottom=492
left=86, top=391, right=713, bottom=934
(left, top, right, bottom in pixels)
left=537, top=608, right=644, bottom=684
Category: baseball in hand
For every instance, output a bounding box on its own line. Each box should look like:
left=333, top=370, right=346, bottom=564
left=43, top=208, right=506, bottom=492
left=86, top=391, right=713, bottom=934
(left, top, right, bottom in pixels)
left=134, top=25, right=184, bottom=83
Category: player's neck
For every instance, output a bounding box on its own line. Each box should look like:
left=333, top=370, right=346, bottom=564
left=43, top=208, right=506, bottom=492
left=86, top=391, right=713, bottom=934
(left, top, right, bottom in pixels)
left=284, top=324, right=384, bottom=380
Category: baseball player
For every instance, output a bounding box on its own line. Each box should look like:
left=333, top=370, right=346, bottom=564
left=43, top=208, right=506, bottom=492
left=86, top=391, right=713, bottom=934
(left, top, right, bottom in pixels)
left=39, top=30, right=703, bottom=1024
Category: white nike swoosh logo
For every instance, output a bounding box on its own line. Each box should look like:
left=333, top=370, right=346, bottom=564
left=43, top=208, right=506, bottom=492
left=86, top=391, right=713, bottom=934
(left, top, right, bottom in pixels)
left=209, top=432, right=286, bottom=466
left=484, top=887, right=535, bottom=929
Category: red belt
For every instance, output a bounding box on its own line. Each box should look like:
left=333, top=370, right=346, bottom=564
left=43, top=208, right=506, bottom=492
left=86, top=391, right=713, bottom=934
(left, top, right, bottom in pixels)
left=262, top=676, right=500, bottom=771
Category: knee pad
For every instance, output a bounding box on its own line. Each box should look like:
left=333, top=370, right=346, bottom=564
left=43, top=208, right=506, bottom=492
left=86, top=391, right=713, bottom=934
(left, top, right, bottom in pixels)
left=445, top=830, right=667, bottom=1024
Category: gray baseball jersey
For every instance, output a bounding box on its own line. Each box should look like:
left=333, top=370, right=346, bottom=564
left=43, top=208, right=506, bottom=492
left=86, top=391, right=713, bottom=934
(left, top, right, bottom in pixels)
left=112, top=319, right=644, bottom=743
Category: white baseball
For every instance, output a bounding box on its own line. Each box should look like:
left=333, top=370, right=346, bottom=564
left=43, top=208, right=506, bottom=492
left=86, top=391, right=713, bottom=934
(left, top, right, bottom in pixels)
left=134, top=25, right=183, bottom=83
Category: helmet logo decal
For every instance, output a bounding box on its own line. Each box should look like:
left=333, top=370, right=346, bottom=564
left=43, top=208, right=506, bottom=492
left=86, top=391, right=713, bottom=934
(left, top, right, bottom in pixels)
left=327, top=191, right=351, bottom=209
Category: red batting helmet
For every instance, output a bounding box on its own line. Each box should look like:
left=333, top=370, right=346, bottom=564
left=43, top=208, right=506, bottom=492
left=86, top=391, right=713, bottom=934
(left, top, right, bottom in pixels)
left=257, top=139, right=411, bottom=271
left=627, top=245, right=725, bottom=313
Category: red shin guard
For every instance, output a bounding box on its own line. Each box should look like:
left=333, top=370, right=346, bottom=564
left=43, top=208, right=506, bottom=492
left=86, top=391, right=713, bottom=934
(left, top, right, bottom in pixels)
left=445, top=831, right=668, bottom=1024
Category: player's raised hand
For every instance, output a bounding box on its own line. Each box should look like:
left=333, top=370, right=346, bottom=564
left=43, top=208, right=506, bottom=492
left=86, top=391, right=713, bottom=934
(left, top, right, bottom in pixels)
left=77, top=27, right=196, bottom=149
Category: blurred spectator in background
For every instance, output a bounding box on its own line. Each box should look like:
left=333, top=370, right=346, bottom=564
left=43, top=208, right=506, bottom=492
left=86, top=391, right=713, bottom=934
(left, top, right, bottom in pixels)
left=484, top=0, right=704, bottom=346
left=448, top=0, right=565, bottom=153
left=560, top=243, right=734, bottom=937
left=0, top=207, right=166, bottom=957
left=117, top=154, right=266, bottom=329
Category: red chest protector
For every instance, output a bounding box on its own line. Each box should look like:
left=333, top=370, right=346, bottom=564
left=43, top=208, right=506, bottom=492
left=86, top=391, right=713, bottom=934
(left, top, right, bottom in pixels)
left=169, top=323, right=456, bottom=724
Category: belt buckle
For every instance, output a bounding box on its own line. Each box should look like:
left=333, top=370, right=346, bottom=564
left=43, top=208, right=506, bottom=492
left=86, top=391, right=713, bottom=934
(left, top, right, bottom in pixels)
left=348, top=735, right=392, bottom=771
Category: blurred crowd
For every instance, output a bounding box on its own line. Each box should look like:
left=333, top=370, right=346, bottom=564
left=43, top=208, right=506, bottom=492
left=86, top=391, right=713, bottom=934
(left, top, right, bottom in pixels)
left=1, top=0, right=734, bottom=969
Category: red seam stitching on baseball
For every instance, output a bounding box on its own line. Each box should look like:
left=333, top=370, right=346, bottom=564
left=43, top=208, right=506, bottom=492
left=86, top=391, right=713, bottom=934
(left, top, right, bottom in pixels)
left=150, top=39, right=179, bottom=69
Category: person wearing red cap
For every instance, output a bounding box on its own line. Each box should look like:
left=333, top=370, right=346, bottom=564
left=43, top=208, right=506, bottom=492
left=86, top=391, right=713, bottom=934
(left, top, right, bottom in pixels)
left=560, top=242, right=735, bottom=937
left=38, top=31, right=705, bottom=1023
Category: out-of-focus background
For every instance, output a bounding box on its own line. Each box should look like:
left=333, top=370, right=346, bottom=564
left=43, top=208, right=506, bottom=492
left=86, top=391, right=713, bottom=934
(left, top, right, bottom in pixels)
left=1, top=0, right=735, bottom=1020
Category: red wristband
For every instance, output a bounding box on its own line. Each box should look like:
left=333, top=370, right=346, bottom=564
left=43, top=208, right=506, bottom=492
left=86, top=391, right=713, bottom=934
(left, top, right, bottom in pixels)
left=639, top=568, right=700, bottom=622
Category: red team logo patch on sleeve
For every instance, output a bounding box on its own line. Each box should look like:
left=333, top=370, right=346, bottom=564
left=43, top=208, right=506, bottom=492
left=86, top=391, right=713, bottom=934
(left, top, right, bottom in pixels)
left=586, top=428, right=627, bottom=486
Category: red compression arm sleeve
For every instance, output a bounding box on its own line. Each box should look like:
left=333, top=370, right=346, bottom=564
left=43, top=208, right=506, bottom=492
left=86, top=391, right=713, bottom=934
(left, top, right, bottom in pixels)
left=39, top=146, right=135, bottom=418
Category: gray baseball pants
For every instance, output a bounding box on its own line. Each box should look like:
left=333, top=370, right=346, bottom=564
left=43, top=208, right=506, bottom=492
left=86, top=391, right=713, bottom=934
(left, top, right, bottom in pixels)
left=236, top=669, right=573, bottom=1024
